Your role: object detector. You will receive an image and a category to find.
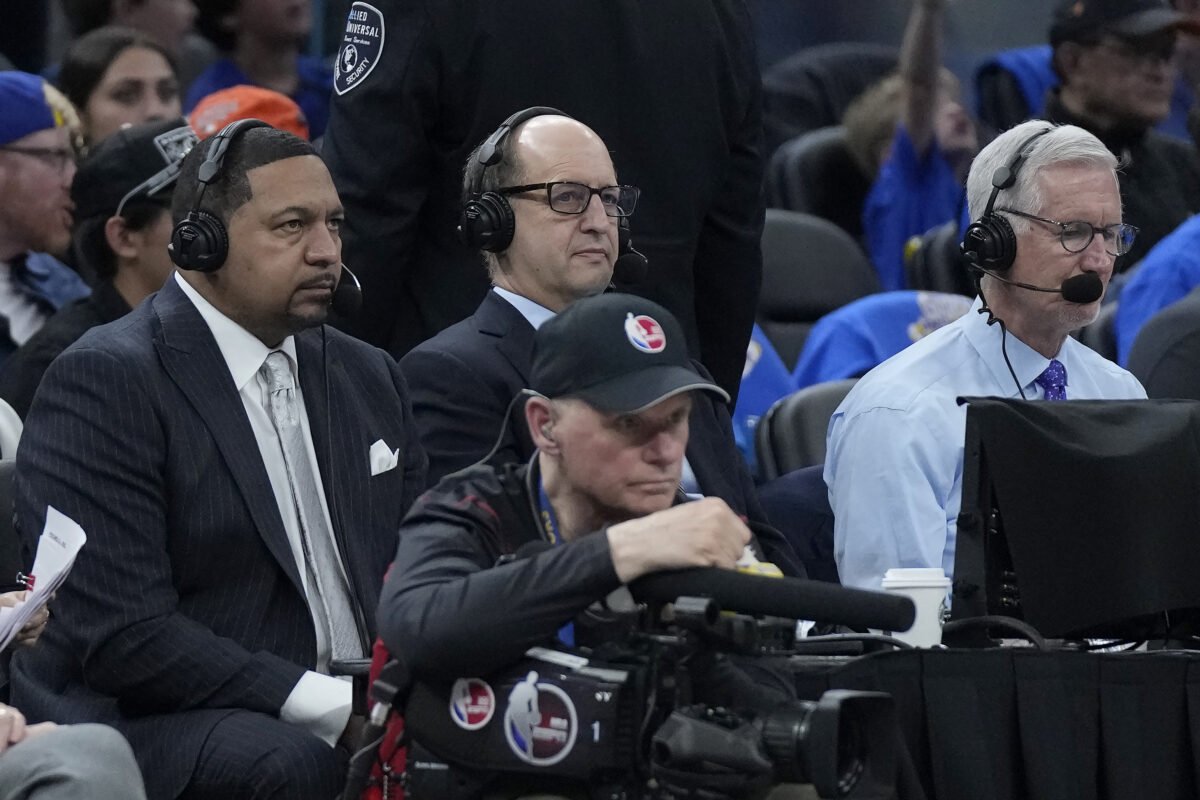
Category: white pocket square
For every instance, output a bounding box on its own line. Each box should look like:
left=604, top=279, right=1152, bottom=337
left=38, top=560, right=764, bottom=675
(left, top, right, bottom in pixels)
left=369, top=439, right=399, bottom=476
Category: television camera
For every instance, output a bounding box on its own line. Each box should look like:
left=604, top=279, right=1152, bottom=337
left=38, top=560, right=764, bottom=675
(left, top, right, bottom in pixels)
left=348, top=568, right=914, bottom=800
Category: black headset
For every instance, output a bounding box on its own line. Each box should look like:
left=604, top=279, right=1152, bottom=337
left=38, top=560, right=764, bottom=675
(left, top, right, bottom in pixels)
left=169, top=118, right=271, bottom=272
left=456, top=106, right=570, bottom=253
left=960, top=127, right=1053, bottom=273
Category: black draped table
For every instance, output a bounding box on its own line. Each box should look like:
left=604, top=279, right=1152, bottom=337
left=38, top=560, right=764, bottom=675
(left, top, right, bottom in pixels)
left=790, top=647, right=1200, bottom=800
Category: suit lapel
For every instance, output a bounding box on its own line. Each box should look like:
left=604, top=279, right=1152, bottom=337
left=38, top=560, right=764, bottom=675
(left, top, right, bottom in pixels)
left=152, top=278, right=305, bottom=595
left=294, top=329, right=374, bottom=606
left=475, top=291, right=536, bottom=383
left=475, top=293, right=538, bottom=455
left=295, top=329, right=365, bottom=541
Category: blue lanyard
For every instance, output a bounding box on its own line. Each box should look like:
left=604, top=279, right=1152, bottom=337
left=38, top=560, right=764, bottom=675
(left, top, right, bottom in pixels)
left=537, top=476, right=574, bottom=647
left=537, top=479, right=562, bottom=546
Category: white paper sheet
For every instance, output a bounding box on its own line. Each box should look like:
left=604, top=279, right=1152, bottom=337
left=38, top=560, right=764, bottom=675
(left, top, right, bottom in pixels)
left=0, top=506, right=85, bottom=652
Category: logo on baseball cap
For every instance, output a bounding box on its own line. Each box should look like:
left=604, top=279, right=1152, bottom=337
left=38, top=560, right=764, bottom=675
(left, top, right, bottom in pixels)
left=530, top=293, right=728, bottom=414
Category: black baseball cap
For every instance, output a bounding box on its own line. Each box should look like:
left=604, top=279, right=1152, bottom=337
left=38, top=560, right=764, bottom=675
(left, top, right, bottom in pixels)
left=71, top=117, right=197, bottom=222
left=530, top=293, right=729, bottom=414
left=1050, top=0, right=1200, bottom=46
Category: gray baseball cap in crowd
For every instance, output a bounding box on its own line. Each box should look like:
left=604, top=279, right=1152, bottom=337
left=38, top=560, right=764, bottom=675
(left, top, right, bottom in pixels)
left=530, top=293, right=729, bottom=414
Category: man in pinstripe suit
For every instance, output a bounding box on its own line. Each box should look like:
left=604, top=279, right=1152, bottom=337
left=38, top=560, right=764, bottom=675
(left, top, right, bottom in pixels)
left=8, top=125, right=426, bottom=799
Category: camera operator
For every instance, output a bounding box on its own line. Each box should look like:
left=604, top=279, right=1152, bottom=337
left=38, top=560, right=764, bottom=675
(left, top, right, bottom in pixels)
left=377, top=293, right=801, bottom=795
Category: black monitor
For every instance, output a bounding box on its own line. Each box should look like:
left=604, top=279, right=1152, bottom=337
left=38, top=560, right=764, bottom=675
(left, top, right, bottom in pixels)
left=951, top=397, right=1200, bottom=641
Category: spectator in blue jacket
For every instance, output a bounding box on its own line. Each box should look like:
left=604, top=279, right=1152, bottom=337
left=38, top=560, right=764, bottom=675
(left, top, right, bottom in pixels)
left=843, top=0, right=978, bottom=291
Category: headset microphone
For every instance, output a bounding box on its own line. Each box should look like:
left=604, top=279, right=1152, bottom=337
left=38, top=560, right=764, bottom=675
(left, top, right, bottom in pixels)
left=965, top=260, right=1104, bottom=305
left=1060, top=272, right=1104, bottom=304
left=612, top=219, right=648, bottom=286
left=330, top=263, right=363, bottom=317
left=612, top=249, right=648, bottom=286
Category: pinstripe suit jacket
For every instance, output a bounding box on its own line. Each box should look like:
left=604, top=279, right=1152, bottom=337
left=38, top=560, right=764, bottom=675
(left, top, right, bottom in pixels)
left=9, top=277, right=426, bottom=800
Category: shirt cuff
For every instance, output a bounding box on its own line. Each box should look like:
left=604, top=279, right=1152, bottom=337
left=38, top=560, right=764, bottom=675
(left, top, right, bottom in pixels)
left=280, top=670, right=353, bottom=746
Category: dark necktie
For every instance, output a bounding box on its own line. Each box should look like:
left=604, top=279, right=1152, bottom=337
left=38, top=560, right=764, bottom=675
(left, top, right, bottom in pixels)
left=1035, top=359, right=1067, bottom=401
left=260, top=351, right=362, bottom=661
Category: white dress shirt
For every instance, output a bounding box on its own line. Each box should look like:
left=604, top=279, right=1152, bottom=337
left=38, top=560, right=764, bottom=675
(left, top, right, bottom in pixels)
left=0, top=259, right=49, bottom=345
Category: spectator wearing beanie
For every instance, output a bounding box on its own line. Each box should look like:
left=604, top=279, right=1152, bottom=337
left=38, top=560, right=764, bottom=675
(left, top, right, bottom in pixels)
left=0, top=72, right=91, bottom=370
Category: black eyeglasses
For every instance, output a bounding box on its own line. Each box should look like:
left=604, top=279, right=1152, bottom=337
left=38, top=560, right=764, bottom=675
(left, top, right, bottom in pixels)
left=496, top=182, right=640, bottom=217
left=997, top=208, right=1138, bottom=257
left=0, top=146, right=76, bottom=173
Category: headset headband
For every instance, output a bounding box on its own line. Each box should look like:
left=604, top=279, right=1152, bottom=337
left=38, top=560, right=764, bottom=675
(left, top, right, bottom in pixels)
left=983, top=127, right=1053, bottom=219
left=190, top=118, right=272, bottom=213
left=467, top=106, right=569, bottom=198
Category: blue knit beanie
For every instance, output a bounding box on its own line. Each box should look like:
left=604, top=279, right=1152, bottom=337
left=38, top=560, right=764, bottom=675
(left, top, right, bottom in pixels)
left=0, top=71, right=64, bottom=147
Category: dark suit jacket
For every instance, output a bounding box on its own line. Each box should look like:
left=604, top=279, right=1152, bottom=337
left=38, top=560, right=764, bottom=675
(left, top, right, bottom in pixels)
left=399, top=291, right=802, bottom=576
left=9, top=278, right=426, bottom=800
left=323, top=0, right=764, bottom=401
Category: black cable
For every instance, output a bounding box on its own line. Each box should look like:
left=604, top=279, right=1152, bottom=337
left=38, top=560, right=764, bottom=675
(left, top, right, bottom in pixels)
left=794, top=632, right=916, bottom=650
left=474, top=388, right=540, bottom=469
left=340, top=730, right=389, bottom=800
left=974, top=274, right=1027, bottom=400
left=940, top=614, right=1049, bottom=651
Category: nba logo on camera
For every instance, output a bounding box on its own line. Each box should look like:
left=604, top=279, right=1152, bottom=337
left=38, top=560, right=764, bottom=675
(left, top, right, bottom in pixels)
left=625, top=314, right=666, bottom=353
left=449, top=678, right=496, bottom=731
left=503, top=672, right=578, bottom=766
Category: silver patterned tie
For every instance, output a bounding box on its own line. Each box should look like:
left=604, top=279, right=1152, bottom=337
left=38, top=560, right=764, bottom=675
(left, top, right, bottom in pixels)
left=260, top=351, right=362, bottom=661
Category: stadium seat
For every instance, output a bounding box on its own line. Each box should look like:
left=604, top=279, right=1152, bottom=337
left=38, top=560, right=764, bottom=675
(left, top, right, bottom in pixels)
left=757, top=209, right=880, bottom=370
left=754, top=378, right=857, bottom=480
left=765, top=125, right=873, bottom=243
left=762, top=41, right=898, bottom=156
left=0, top=460, right=22, bottom=594
left=1076, top=300, right=1119, bottom=362
left=904, top=219, right=976, bottom=298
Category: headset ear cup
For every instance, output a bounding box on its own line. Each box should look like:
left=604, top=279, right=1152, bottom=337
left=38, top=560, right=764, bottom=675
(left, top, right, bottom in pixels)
left=169, top=210, right=229, bottom=272
left=962, top=214, right=1017, bottom=273
left=459, top=192, right=516, bottom=253
left=457, top=198, right=490, bottom=249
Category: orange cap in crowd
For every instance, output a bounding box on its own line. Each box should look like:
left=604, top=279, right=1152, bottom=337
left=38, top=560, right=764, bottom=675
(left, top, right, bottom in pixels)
left=189, top=85, right=310, bottom=141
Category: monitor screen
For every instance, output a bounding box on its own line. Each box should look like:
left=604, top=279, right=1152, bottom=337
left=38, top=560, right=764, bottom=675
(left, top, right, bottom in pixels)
left=951, top=397, right=1200, bottom=640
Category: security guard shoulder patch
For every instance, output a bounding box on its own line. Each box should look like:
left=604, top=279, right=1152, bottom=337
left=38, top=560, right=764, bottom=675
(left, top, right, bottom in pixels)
left=334, top=2, right=385, bottom=96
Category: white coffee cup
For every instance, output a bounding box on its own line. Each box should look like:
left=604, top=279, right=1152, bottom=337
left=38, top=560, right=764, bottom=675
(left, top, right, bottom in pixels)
left=880, top=567, right=951, bottom=647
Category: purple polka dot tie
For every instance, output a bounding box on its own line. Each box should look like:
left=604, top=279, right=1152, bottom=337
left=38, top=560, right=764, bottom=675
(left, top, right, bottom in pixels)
left=1035, top=359, right=1067, bottom=401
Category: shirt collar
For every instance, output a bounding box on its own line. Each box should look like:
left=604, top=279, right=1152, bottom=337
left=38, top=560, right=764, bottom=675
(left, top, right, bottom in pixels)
left=492, top=286, right=556, bottom=330
left=173, top=271, right=298, bottom=391
left=962, top=296, right=1065, bottom=397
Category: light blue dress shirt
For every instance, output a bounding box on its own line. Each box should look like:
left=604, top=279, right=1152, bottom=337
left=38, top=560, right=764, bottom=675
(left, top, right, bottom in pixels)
left=824, top=297, right=1146, bottom=593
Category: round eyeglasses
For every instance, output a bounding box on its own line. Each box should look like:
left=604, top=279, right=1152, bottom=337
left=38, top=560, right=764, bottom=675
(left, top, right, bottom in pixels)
left=998, top=208, right=1138, bottom=257
left=497, top=182, right=640, bottom=217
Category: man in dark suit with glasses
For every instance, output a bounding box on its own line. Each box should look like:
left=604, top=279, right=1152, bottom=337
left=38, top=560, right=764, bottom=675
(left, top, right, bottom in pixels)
left=400, top=110, right=801, bottom=577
